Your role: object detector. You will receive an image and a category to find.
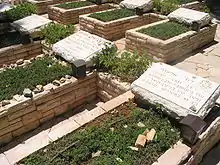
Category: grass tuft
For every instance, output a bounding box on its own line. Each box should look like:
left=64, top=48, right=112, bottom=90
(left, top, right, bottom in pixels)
left=138, top=22, right=190, bottom=40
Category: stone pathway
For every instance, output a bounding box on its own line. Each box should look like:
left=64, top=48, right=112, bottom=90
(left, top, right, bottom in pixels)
left=173, top=25, right=220, bottom=84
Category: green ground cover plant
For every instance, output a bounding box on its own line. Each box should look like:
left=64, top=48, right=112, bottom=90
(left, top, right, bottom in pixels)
left=56, top=1, right=94, bottom=9
left=93, top=46, right=151, bottom=82
left=89, top=8, right=136, bottom=22
left=138, top=22, right=190, bottom=40
left=19, top=102, right=180, bottom=165
left=4, top=3, right=36, bottom=21
left=0, top=57, right=71, bottom=101
left=41, top=23, right=75, bottom=45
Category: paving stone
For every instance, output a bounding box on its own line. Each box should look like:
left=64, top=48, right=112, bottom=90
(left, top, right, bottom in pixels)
left=4, top=130, right=51, bottom=164
left=48, top=119, right=80, bottom=141
left=152, top=141, right=191, bottom=165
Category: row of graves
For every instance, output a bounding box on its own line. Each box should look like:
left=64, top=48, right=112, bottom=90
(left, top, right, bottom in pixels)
left=0, top=0, right=220, bottom=164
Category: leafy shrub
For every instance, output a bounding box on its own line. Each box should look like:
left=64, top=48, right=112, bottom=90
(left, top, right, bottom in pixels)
left=0, top=57, right=71, bottom=101
left=56, top=1, right=94, bottom=9
left=153, top=0, right=179, bottom=15
left=199, top=3, right=210, bottom=13
left=93, top=46, right=151, bottom=82
left=20, top=102, right=180, bottom=165
left=4, top=3, right=36, bottom=21
left=89, top=8, right=136, bottom=22
left=41, top=23, right=75, bottom=45
left=138, top=22, right=190, bottom=40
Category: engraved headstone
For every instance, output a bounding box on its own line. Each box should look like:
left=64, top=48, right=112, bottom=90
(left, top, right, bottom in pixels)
left=120, top=0, right=153, bottom=13
left=52, top=31, right=114, bottom=67
left=131, top=63, right=220, bottom=120
left=168, top=8, right=211, bottom=28
left=11, top=14, right=52, bottom=38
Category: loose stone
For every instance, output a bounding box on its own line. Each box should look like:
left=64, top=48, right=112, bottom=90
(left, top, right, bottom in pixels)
left=16, top=59, right=24, bottom=65
left=60, top=77, right=66, bottom=83
left=52, top=80, right=61, bottom=86
left=92, top=150, right=101, bottom=158
left=2, top=100, right=10, bottom=106
left=147, top=129, right=156, bottom=142
left=23, top=88, right=33, bottom=98
left=137, top=122, right=145, bottom=128
left=135, top=134, right=147, bottom=147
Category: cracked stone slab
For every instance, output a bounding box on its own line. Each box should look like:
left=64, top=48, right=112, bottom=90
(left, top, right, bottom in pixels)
left=131, top=63, right=220, bottom=120
left=53, top=31, right=114, bottom=67
left=168, top=8, right=212, bottom=27
left=11, top=14, right=52, bottom=38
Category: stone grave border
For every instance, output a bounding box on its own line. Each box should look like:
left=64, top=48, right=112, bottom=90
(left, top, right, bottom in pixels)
left=0, top=41, right=42, bottom=67
left=0, top=61, right=130, bottom=146
left=48, top=2, right=114, bottom=25
left=25, top=0, right=77, bottom=14
left=79, top=11, right=166, bottom=40
left=125, top=20, right=217, bottom=63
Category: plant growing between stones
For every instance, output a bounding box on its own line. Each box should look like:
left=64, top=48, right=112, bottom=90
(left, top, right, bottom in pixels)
left=4, top=3, right=36, bottom=21
left=93, top=46, right=151, bottom=82
left=41, top=23, right=75, bottom=45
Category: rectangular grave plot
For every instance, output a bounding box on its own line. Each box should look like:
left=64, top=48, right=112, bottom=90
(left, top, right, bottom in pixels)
left=125, top=20, right=217, bottom=63
left=79, top=11, right=166, bottom=40
left=48, top=2, right=114, bottom=25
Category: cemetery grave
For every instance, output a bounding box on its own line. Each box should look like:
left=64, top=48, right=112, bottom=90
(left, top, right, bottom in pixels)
left=18, top=101, right=180, bottom=165
left=48, top=1, right=114, bottom=25
left=80, top=8, right=166, bottom=40
left=125, top=8, right=216, bottom=63
left=0, top=14, right=52, bottom=67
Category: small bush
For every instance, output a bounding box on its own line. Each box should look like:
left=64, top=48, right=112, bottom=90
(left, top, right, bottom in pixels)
left=93, top=46, right=151, bottom=82
left=41, top=23, right=75, bottom=45
left=4, top=3, right=36, bottom=21
left=153, top=0, right=179, bottom=15
left=0, top=57, right=71, bottom=101
left=89, top=8, right=136, bottom=22
left=138, top=22, right=190, bottom=40
left=56, top=1, right=94, bottom=9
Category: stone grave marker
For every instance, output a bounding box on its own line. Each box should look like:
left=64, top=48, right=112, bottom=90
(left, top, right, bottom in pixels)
left=52, top=31, right=114, bottom=67
left=168, top=8, right=211, bottom=28
left=11, top=14, right=52, bottom=38
left=120, top=0, right=153, bottom=13
left=131, top=63, right=220, bottom=120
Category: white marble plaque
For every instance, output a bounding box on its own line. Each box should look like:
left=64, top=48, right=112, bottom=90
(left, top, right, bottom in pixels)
left=11, top=14, right=52, bottom=37
left=131, top=63, right=220, bottom=119
left=53, top=31, right=114, bottom=67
